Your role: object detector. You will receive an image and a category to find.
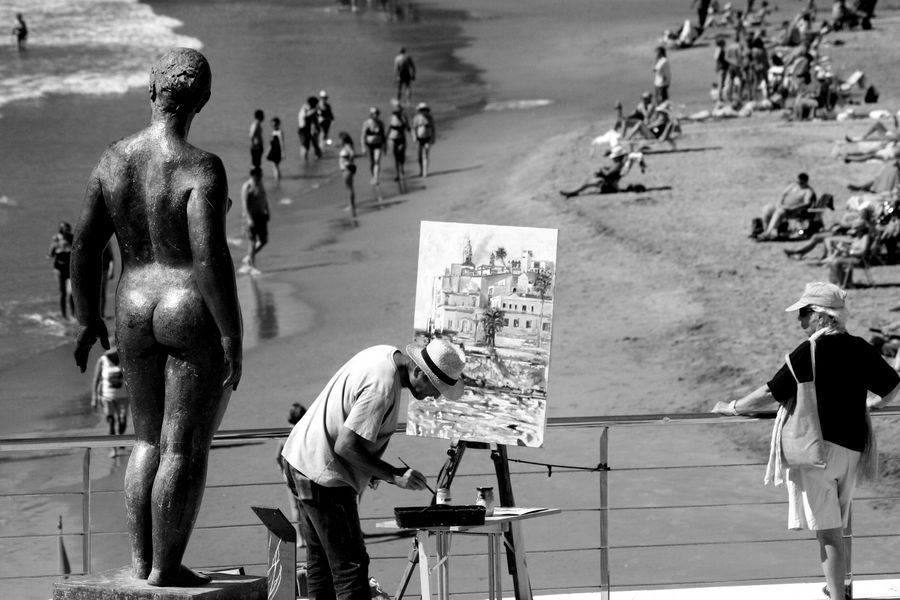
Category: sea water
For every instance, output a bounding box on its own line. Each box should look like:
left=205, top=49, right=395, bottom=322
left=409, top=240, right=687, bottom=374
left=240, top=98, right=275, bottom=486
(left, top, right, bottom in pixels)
left=0, top=0, right=201, bottom=112
left=0, top=0, right=202, bottom=370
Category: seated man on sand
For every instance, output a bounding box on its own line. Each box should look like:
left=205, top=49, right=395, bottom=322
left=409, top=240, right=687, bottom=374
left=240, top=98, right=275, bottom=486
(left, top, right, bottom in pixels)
left=559, top=145, right=646, bottom=198
left=758, top=172, right=817, bottom=239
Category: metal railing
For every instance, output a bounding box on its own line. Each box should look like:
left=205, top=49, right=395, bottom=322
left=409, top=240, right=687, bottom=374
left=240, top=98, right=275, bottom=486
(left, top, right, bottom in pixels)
left=5, top=409, right=900, bottom=599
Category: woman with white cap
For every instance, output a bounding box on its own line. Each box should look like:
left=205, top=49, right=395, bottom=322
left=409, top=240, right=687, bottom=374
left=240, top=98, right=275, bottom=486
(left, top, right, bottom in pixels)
left=412, top=102, right=435, bottom=177
left=713, top=281, right=900, bottom=600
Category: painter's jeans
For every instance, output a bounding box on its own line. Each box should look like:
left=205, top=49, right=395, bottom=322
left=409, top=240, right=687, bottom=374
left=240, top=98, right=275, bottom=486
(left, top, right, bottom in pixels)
left=290, top=469, right=370, bottom=600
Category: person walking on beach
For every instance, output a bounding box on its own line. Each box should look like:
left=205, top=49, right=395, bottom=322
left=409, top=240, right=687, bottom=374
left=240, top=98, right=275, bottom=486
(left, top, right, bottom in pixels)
left=388, top=101, right=410, bottom=194
left=653, top=46, right=671, bottom=104
left=394, top=47, right=416, bottom=106
left=298, top=96, right=322, bottom=162
left=240, top=167, right=269, bottom=274
left=48, top=221, right=75, bottom=320
left=71, top=47, right=242, bottom=587
left=276, top=402, right=307, bottom=547
left=713, top=281, right=899, bottom=600
left=412, top=102, right=435, bottom=178
left=92, top=347, right=129, bottom=457
left=317, top=90, right=335, bottom=148
left=338, top=131, right=358, bottom=220
left=250, top=109, right=265, bottom=170
left=280, top=338, right=466, bottom=600
left=12, top=13, right=27, bottom=52
left=266, top=117, right=285, bottom=184
left=361, top=107, right=386, bottom=202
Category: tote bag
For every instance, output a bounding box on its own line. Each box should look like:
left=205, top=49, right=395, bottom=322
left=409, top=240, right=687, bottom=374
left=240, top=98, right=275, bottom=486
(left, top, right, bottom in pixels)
left=781, top=339, right=827, bottom=469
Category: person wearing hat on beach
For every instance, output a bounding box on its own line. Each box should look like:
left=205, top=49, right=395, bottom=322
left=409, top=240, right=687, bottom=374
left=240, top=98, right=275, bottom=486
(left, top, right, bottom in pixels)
left=759, top=172, right=817, bottom=239
left=317, top=90, right=335, bottom=148
left=280, top=338, right=466, bottom=600
left=713, top=282, right=899, bottom=600
left=360, top=107, right=386, bottom=202
left=412, top=102, right=435, bottom=177
left=558, top=145, right=644, bottom=198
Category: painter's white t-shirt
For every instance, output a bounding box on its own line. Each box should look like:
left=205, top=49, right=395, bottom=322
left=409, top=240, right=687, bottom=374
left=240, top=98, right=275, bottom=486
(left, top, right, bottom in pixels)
left=281, top=345, right=401, bottom=493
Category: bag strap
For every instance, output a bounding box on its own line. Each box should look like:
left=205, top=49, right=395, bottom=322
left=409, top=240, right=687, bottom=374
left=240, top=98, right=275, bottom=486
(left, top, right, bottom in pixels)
left=784, top=338, right=816, bottom=384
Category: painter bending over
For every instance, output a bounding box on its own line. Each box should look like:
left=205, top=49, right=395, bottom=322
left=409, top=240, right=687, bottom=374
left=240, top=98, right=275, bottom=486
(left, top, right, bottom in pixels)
left=712, top=282, right=900, bottom=600
left=280, top=338, right=466, bottom=600
left=559, top=145, right=646, bottom=198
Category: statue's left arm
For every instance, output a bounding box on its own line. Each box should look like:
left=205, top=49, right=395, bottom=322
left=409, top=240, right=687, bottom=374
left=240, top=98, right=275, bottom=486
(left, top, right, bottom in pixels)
left=72, top=162, right=112, bottom=372
left=187, top=156, right=243, bottom=390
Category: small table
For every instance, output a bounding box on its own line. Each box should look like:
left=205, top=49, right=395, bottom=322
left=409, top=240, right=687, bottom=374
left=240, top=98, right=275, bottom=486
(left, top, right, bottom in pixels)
left=376, top=507, right=560, bottom=600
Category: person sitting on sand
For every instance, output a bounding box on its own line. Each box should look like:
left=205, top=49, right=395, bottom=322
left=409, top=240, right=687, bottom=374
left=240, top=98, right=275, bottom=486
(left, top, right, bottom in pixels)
left=758, top=172, right=817, bottom=239
left=845, top=114, right=899, bottom=143
left=825, top=217, right=876, bottom=287
left=784, top=196, right=873, bottom=260
left=848, top=159, right=900, bottom=194
left=558, top=145, right=646, bottom=198
left=625, top=101, right=679, bottom=149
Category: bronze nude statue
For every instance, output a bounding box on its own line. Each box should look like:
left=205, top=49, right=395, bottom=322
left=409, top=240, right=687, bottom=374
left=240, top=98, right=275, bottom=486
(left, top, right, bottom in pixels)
left=71, top=48, right=243, bottom=587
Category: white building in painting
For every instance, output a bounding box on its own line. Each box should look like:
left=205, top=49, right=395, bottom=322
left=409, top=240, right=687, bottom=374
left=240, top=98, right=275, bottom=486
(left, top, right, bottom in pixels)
left=428, top=238, right=554, bottom=351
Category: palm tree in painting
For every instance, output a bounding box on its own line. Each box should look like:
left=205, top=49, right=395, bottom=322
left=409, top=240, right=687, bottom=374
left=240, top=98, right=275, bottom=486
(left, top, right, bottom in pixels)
left=494, top=247, right=507, bottom=269
left=481, top=306, right=505, bottom=348
left=532, top=270, right=552, bottom=345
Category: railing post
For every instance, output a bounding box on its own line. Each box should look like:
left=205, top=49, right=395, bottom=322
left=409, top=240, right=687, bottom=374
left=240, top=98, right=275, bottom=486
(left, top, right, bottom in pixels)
left=599, top=427, right=609, bottom=600
left=82, top=447, right=91, bottom=575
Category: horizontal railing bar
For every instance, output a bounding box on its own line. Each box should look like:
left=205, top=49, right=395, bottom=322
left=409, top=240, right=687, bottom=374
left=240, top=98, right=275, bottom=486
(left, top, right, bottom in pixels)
left=7, top=407, right=900, bottom=452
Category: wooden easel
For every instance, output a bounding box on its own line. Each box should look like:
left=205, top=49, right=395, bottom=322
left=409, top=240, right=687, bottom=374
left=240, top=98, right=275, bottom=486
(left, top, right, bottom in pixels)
left=393, top=440, right=533, bottom=600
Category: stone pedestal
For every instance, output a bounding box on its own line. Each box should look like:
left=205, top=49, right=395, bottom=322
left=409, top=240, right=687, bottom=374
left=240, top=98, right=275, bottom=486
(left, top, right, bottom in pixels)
left=53, top=567, right=267, bottom=600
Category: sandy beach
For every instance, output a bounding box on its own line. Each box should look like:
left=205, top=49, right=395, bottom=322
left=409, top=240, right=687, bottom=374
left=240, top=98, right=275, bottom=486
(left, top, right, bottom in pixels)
left=6, top=0, right=900, bottom=597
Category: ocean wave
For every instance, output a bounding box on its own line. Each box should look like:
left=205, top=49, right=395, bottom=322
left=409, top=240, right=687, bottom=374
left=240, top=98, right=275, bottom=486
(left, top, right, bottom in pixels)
left=483, top=99, right=554, bottom=112
left=0, top=0, right=202, bottom=111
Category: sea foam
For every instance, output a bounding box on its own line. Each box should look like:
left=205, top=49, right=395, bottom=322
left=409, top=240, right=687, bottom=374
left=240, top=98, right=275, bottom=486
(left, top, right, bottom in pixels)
left=0, top=0, right=202, bottom=112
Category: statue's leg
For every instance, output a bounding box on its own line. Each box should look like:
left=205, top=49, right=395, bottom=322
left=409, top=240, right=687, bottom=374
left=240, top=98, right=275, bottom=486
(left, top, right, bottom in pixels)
left=118, top=339, right=167, bottom=580
left=147, top=345, right=231, bottom=587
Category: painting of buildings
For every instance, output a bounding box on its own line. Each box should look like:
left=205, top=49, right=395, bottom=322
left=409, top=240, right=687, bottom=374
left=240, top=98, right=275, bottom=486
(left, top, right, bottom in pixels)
left=408, top=221, right=558, bottom=447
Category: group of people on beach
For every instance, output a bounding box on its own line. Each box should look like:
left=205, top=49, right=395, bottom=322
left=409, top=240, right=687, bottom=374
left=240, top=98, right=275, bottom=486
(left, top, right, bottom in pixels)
left=240, top=47, right=436, bottom=275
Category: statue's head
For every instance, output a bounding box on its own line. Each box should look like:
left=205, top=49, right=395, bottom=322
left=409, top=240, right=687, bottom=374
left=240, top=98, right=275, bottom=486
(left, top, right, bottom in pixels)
left=149, top=48, right=211, bottom=115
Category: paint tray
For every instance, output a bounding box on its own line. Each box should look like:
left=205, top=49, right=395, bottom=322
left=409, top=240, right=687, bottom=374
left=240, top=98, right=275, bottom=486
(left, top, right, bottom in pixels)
left=394, top=505, right=486, bottom=528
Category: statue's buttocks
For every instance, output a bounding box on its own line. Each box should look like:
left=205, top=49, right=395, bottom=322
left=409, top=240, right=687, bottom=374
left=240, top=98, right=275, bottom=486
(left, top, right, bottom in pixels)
left=118, top=265, right=221, bottom=350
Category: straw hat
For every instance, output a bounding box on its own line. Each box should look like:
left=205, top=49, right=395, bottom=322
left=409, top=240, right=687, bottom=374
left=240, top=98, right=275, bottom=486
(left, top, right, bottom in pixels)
left=417, top=102, right=429, bottom=111
left=406, top=339, right=466, bottom=400
left=319, top=89, right=329, bottom=99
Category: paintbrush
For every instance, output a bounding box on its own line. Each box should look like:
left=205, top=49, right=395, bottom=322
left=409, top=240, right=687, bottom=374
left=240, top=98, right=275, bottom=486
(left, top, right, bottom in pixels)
left=398, top=458, right=437, bottom=496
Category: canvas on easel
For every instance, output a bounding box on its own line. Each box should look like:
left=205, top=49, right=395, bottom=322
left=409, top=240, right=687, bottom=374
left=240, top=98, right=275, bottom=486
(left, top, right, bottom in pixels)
left=408, top=221, right=559, bottom=448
